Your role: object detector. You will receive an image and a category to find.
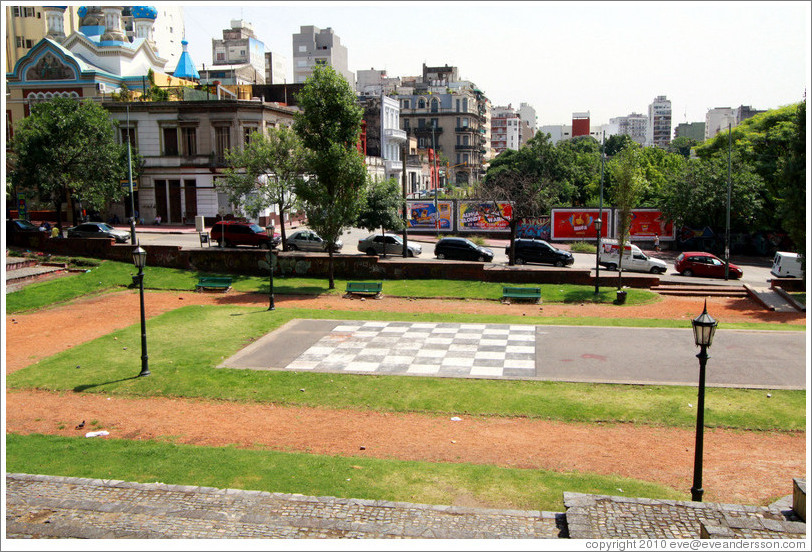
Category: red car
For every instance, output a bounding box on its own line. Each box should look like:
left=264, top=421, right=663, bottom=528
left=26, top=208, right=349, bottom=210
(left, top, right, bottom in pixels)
left=674, top=252, right=743, bottom=279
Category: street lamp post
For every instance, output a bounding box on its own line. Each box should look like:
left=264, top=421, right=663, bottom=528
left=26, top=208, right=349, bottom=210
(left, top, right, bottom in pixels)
left=131, top=245, right=151, bottom=377
left=126, top=104, right=137, bottom=245
left=594, top=218, right=602, bottom=294
left=690, top=299, right=718, bottom=502
left=266, top=229, right=276, bottom=311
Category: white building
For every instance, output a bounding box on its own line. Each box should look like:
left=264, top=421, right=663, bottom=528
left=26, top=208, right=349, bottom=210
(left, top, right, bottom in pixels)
left=356, top=67, right=401, bottom=96
left=264, top=51, right=287, bottom=84
left=517, top=102, right=537, bottom=134
left=211, top=19, right=266, bottom=84
left=490, top=105, right=522, bottom=154
left=292, top=25, right=353, bottom=85
left=609, top=112, right=648, bottom=145
left=538, top=124, right=572, bottom=144
left=646, top=95, right=672, bottom=148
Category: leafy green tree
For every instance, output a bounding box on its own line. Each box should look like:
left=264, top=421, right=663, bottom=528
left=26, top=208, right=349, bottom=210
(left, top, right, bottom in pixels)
left=556, top=136, right=601, bottom=206
left=667, top=136, right=697, bottom=159
left=355, top=177, right=405, bottom=258
left=293, top=65, right=368, bottom=289
left=658, top=152, right=765, bottom=232
left=8, top=97, right=128, bottom=231
left=771, top=99, right=805, bottom=254
left=604, top=134, right=636, bottom=157
left=607, top=145, right=647, bottom=290
left=220, top=126, right=306, bottom=250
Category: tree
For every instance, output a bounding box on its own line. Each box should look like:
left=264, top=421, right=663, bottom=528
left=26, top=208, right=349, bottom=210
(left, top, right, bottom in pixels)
left=658, top=152, right=765, bottom=234
left=604, top=134, right=636, bottom=157
left=219, top=126, right=306, bottom=251
left=607, top=145, right=647, bottom=290
left=293, top=65, right=368, bottom=289
left=773, top=99, right=805, bottom=255
left=8, top=97, right=128, bottom=231
left=667, top=136, right=697, bottom=159
left=355, top=177, right=404, bottom=258
left=556, top=136, right=601, bottom=206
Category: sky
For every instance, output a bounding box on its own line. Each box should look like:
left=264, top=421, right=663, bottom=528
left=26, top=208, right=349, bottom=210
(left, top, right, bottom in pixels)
left=179, top=1, right=811, bottom=126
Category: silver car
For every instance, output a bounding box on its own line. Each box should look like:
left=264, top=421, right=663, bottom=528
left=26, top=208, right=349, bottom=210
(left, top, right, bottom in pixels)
left=358, top=233, right=422, bottom=257
left=286, top=229, right=343, bottom=252
left=67, top=222, right=130, bottom=243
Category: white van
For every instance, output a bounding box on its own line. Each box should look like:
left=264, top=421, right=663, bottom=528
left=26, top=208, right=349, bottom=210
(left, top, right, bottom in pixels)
left=598, top=239, right=668, bottom=274
left=770, top=251, right=805, bottom=278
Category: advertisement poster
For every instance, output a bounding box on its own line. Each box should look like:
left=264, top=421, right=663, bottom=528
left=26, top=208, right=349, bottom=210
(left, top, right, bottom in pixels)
left=458, top=201, right=512, bottom=231
left=407, top=201, right=452, bottom=229
left=627, top=209, right=673, bottom=240
left=550, top=209, right=608, bottom=240
left=517, top=216, right=550, bottom=240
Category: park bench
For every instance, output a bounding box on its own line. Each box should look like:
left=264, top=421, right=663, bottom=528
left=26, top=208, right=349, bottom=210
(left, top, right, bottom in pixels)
left=196, top=276, right=233, bottom=292
left=502, top=286, right=541, bottom=304
left=345, top=281, right=383, bottom=298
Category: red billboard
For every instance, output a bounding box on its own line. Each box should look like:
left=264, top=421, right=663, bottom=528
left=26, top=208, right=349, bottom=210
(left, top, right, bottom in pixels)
left=625, top=209, right=674, bottom=240
left=550, top=209, right=610, bottom=240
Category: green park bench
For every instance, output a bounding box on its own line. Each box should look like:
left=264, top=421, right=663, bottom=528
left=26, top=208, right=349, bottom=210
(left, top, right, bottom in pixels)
left=196, top=276, right=233, bottom=292
left=502, top=286, right=541, bottom=304
left=345, top=281, right=383, bottom=298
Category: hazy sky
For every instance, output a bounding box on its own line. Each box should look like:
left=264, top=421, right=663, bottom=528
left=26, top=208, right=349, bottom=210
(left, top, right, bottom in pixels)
left=181, top=1, right=810, bottom=126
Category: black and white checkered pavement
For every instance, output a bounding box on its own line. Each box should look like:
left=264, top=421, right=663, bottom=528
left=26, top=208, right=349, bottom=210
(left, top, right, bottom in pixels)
left=285, top=321, right=537, bottom=378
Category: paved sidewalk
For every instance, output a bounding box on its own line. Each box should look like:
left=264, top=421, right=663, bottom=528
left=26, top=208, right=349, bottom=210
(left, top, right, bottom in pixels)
left=5, top=473, right=565, bottom=539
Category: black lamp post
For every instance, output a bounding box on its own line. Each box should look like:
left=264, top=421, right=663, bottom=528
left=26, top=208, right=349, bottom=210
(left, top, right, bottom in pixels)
left=594, top=217, right=602, bottom=294
left=690, top=298, right=717, bottom=502
left=132, top=245, right=150, bottom=377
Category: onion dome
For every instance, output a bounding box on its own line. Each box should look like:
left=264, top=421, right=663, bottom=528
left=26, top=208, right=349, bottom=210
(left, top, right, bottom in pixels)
left=131, top=6, right=158, bottom=20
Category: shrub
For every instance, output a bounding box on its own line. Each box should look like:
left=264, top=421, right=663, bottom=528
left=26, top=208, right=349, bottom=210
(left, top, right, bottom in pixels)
left=570, top=241, right=596, bottom=254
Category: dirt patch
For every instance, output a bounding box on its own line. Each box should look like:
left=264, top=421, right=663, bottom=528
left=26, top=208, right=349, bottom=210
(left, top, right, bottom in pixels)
left=5, top=289, right=806, bottom=506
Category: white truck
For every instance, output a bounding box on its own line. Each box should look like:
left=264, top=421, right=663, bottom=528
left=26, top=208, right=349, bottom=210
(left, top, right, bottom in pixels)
left=770, top=251, right=805, bottom=278
left=598, top=239, right=668, bottom=274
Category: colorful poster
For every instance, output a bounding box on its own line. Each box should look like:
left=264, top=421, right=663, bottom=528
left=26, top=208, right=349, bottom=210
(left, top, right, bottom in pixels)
left=517, top=216, right=550, bottom=240
left=458, top=201, right=512, bottom=231
left=550, top=209, right=608, bottom=240
left=628, top=209, right=673, bottom=239
left=407, top=201, right=452, bottom=229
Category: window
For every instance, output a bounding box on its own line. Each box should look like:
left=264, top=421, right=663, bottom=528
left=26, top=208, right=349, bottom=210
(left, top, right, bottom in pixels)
left=16, top=37, right=23, bottom=48
left=417, top=118, right=425, bottom=128
left=25, top=39, right=33, bottom=49
left=430, top=118, right=438, bottom=128
left=418, top=98, right=425, bottom=109
left=462, top=98, right=468, bottom=111
left=216, top=53, right=225, bottom=61
left=418, top=138, right=425, bottom=147
left=163, top=127, right=178, bottom=156
left=315, top=58, right=327, bottom=66
left=462, top=117, right=469, bottom=127
left=402, top=99, right=410, bottom=109
left=243, top=126, right=258, bottom=146
left=402, top=119, right=410, bottom=131
left=456, top=99, right=460, bottom=112
left=121, top=127, right=137, bottom=149
left=181, top=127, right=196, bottom=156
left=215, top=126, right=231, bottom=162
left=12, top=7, right=20, bottom=16
left=430, top=99, right=438, bottom=113
left=298, top=45, right=307, bottom=52
left=24, top=7, right=35, bottom=17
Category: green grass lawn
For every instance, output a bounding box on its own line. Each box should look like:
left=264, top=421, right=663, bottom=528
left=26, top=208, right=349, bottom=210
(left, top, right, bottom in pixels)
left=5, top=433, right=684, bottom=512
left=8, top=304, right=804, bottom=431
left=6, top=259, right=658, bottom=314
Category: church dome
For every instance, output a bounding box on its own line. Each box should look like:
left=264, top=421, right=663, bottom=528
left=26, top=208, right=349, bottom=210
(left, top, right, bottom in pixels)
left=131, top=6, right=158, bottom=20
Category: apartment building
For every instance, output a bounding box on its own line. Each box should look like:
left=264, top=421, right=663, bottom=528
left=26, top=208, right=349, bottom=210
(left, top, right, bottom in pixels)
left=490, top=105, right=522, bottom=155
left=572, top=112, right=590, bottom=137
left=264, top=51, right=287, bottom=84
left=396, top=64, right=490, bottom=186
left=292, top=25, right=353, bottom=85
left=356, top=68, right=401, bottom=96
left=609, top=112, right=648, bottom=145
left=517, top=102, right=538, bottom=134
left=674, top=121, right=705, bottom=141
left=358, top=94, right=408, bottom=181
left=646, top=95, right=672, bottom=147
left=210, top=19, right=266, bottom=84
left=704, top=105, right=765, bottom=140
left=104, top=99, right=298, bottom=225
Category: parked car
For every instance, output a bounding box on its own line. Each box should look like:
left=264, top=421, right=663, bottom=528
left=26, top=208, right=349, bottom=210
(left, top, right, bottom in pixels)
left=598, top=239, right=667, bottom=274
left=287, top=229, right=343, bottom=252
left=6, top=218, right=47, bottom=237
left=67, top=222, right=130, bottom=243
left=435, top=237, right=494, bottom=262
left=507, top=239, right=574, bottom=267
left=674, top=252, right=743, bottom=279
left=358, top=233, right=422, bottom=257
left=210, top=221, right=280, bottom=249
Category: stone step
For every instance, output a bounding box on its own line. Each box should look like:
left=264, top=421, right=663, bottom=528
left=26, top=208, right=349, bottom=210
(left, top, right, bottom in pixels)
left=652, top=286, right=748, bottom=297
left=793, top=478, right=806, bottom=522
left=5, top=257, right=37, bottom=271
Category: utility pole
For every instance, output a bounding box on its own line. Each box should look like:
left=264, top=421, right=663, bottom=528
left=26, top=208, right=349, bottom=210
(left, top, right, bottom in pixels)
left=724, top=123, right=732, bottom=280
left=127, top=104, right=137, bottom=245
left=432, top=125, right=439, bottom=231
left=401, top=144, right=408, bottom=257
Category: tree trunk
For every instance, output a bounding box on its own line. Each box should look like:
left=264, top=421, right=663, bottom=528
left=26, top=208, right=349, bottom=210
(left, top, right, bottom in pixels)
left=53, top=195, right=63, bottom=234
left=508, top=219, right=517, bottom=266
left=380, top=226, right=386, bottom=258
left=328, top=248, right=335, bottom=289
left=278, top=201, right=288, bottom=251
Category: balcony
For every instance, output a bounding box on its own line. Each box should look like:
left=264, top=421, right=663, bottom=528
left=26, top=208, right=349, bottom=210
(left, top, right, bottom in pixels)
left=384, top=128, right=408, bottom=142
left=455, top=144, right=477, bottom=151
left=455, top=126, right=477, bottom=132
left=412, top=126, right=443, bottom=135
left=385, top=159, right=403, bottom=173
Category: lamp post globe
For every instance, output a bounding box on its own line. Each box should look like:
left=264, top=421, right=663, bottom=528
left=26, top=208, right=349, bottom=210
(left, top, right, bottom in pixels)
left=690, top=299, right=717, bottom=501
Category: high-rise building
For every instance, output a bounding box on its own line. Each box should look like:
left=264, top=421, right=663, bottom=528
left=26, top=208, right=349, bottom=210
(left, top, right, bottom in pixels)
left=211, top=19, right=266, bottom=84
left=517, top=102, right=537, bottom=134
left=646, top=95, right=672, bottom=147
left=490, top=105, right=522, bottom=155
left=609, top=113, right=648, bottom=145
left=705, top=105, right=765, bottom=140
left=292, top=25, right=353, bottom=85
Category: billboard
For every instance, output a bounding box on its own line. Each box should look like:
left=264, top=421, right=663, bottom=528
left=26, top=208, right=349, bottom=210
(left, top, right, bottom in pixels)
left=550, top=209, right=609, bottom=240
left=458, top=201, right=512, bottom=232
left=626, top=209, right=674, bottom=240
left=407, top=200, right=452, bottom=229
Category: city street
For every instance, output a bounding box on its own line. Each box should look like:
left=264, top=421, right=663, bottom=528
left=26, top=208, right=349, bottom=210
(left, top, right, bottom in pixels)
left=128, top=225, right=777, bottom=288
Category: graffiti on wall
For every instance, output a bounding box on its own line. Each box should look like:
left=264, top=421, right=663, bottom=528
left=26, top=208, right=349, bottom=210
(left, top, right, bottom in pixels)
left=516, top=217, right=551, bottom=240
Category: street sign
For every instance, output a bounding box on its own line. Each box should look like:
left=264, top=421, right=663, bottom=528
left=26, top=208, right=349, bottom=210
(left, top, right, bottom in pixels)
left=121, top=179, right=139, bottom=192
